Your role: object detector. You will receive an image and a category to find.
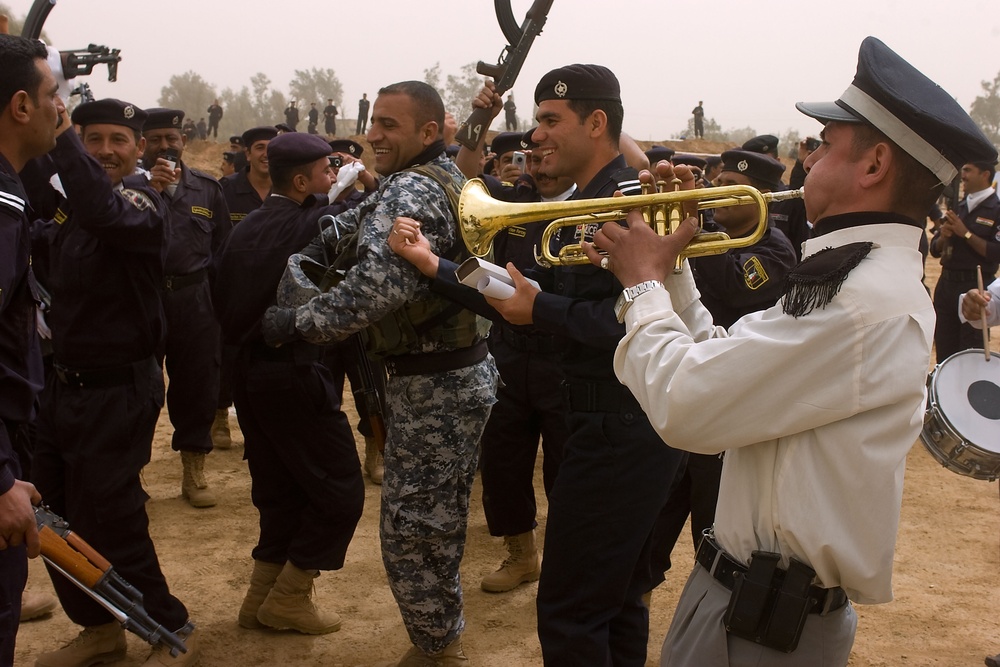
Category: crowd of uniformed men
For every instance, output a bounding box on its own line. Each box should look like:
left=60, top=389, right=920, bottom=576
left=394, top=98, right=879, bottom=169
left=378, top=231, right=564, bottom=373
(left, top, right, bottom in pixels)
left=0, top=26, right=998, bottom=667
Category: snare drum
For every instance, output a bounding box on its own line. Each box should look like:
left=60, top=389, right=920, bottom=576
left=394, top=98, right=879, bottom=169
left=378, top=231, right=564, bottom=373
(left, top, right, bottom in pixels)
left=921, top=349, right=1000, bottom=480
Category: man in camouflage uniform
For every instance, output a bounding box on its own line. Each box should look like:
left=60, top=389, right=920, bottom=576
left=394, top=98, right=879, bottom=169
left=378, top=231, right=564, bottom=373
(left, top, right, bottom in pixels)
left=262, top=80, right=497, bottom=666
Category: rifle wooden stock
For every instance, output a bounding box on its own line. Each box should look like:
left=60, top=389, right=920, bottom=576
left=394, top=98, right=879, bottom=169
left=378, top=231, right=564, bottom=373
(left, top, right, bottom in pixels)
left=38, top=525, right=104, bottom=588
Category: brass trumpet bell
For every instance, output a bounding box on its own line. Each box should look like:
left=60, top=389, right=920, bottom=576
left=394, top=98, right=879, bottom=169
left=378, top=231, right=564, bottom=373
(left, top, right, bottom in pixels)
left=457, top=177, right=804, bottom=267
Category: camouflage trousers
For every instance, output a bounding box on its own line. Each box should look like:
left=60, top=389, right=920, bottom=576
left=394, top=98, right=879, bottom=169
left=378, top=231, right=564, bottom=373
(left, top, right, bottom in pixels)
left=380, top=356, right=498, bottom=654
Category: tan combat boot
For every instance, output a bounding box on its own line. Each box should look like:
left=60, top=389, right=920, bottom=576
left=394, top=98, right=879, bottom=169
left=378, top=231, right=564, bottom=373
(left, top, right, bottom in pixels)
left=480, top=530, right=541, bottom=593
left=180, top=451, right=216, bottom=508
left=255, top=562, right=341, bottom=634
left=238, top=560, right=284, bottom=629
left=34, top=621, right=126, bottom=667
left=141, top=626, right=201, bottom=666
left=396, top=637, right=469, bottom=666
left=364, top=436, right=384, bottom=485
left=21, top=589, right=57, bottom=621
left=210, top=409, right=232, bottom=449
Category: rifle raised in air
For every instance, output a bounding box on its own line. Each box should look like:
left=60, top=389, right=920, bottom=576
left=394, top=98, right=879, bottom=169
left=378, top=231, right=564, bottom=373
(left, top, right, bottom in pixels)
left=455, top=0, right=555, bottom=150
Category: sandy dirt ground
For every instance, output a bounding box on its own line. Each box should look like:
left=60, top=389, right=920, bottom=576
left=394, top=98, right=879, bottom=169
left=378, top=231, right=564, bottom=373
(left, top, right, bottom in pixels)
left=12, top=142, right=1000, bottom=666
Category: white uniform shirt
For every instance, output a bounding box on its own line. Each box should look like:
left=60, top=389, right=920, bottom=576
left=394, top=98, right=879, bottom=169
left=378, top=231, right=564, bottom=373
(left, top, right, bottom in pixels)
left=614, top=223, right=934, bottom=604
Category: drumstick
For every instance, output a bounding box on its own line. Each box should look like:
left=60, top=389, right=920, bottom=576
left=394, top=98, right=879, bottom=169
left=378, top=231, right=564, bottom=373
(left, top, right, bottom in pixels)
left=977, top=265, right=990, bottom=362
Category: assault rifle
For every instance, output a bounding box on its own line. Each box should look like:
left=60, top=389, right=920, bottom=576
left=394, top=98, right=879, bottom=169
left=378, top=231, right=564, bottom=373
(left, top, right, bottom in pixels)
left=454, top=0, right=555, bottom=150
left=35, top=505, right=192, bottom=657
left=316, top=215, right=388, bottom=453
left=21, top=1, right=122, bottom=83
left=60, top=44, right=121, bottom=82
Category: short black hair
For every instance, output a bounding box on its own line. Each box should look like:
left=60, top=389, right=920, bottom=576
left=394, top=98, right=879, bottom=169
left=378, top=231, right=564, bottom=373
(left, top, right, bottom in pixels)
left=0, top=35, right=49, bottom=110
left=970, top=160, right=997, bottom=183
left=269, top=160, right=315, bottom=191
left=851, top=124, right=944, bottom=220
left=566, top=98, right=623, bottom=145
left=377, top=81, right=444, bottom=131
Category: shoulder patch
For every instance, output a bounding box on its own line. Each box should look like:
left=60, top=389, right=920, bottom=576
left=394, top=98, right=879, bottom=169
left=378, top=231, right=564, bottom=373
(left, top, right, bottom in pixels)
left=191, top=206, right=213, bottom=219
left=974, top=216, right=995, bottom=227
left=743, top=256, right=768, bottom=290
left=119, top=188, right=154, bottom=211
left=230, top=212, right=247, bottom=223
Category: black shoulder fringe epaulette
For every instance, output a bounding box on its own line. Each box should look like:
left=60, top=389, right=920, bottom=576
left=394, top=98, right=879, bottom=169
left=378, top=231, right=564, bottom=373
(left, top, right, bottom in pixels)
left=781, top=241, right=874, bottom=317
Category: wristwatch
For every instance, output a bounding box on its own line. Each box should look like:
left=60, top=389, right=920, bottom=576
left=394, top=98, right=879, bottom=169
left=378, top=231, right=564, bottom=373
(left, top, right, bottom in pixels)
left=964, top=230, right=973, bottom=240
left=614, top=280, right=664, bottom=323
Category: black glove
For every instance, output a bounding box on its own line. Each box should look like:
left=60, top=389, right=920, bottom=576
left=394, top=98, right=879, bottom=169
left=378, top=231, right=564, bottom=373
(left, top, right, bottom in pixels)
left=261, top=306, right=299, bottom=347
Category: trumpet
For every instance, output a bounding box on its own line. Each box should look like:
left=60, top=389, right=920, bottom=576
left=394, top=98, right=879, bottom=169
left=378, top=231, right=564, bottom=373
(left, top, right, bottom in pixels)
left=458, top=177, right=804, bottom=268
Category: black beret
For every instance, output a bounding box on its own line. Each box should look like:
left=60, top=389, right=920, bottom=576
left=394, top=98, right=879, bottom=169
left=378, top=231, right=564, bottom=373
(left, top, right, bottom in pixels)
left=142, top=108, right=185, bottom=132
left=328, top=138, right=364, bottom=157
left=520, top=128, right=539, bottom=150
left=267, top=132, right=332, bottom=169
left=241, top=126, right=279, bottom=147
left=796, top=36, right=998, bottom=185
left=742, top=134, right=779, bottom=155
left=490, top=132, right=524, bottom=157
left=672, top=154, right=707, bottom=170
left=71, top=98, right=147, bottom=132
left=274, top=123, right=294, bottom=134
left=720, top=149, right=786, bottom=189
left=535, top=64, right=621, bottom=105
left=229, top=135, right=244, bottom=146
left=645, top=146, right=675, bottom=164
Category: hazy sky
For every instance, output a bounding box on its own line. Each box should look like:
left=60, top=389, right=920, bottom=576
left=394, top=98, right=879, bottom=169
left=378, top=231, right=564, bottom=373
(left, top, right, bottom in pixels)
left=8, top=0, right=1000, bottom=142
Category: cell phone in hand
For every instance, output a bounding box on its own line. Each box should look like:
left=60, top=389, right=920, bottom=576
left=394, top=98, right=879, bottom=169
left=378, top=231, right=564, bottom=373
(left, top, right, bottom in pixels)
left=159, top=148, right=180, bottom=170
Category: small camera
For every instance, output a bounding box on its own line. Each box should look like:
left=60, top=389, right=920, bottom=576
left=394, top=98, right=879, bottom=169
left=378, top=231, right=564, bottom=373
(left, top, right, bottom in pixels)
left=158, top=148, right=179, bottom=170
left=329, top=155, right=344, bottom=169
left=512, top=151, right=526, bottom=170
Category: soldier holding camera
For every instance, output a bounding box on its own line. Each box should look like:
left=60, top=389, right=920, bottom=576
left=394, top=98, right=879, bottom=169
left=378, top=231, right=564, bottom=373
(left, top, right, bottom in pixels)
left=141, top=108, right=231, bottom=509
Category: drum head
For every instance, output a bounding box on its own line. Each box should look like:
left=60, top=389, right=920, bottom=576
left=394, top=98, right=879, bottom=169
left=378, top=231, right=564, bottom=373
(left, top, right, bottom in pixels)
left=932, top=349, right=1000, bottom=453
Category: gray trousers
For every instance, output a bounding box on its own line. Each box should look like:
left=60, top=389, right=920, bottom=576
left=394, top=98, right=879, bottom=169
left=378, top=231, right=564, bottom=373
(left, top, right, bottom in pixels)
left=661, top=564, right=857, bottom=667
left=380, top=358, right=498, bottom=655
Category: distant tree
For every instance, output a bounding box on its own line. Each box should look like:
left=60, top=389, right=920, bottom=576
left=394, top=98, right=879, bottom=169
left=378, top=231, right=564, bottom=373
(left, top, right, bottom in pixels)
left=675, top=117, right=726, bottom=141
left=725, top=126, right=758, bottom=146
left=250, top=72, right=286, bottom=126
left=158, top=71, right=217, bottom=126
left=423, top=63, right=444, bottom=99
left=288, top=67, right=343, bottom=112
left=971, top=70, right=1000, bottom=144
left=1, top=2, right=50, bottom=39
left=444, top=62, right=485, bottom=126
left=218, top=85, right=257, bottom=138
left=780, top=129, right=802, bottom=159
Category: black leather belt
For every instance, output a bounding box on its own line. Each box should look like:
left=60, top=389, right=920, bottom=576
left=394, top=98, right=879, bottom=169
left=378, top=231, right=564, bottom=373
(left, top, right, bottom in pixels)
left=696, top=533, right=847, bottom=615
left=562, top=380, right=641, bottom=413
left=384, top=341, right=488, bottom=377
left=53, top=358, right=146, bottom=389
left=499, top=326, right=561, bottom=354
left=941, top=268, right=995, bottom=282
left=164, top=268, right=207, bottom=291
left=247, top=342, right=322, bottom=365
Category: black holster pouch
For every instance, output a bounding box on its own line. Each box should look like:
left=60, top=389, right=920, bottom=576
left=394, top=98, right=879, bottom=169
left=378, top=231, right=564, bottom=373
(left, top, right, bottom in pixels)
left=724, top=552, right=817, bottom=653
left=762, top=558, right=815, bottom=652
left=723, top=550, right=779, bottom=641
